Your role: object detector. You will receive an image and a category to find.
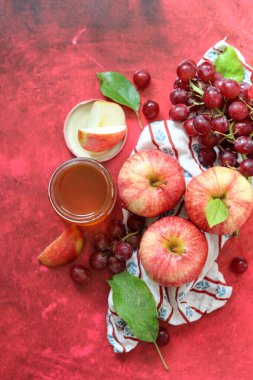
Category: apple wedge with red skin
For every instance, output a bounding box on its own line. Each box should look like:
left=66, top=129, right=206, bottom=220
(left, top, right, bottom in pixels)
left=118, top=150, right=185, bottom=217
left=139, top=216, right=208, bottom=287
left=38, top=225, right=84, bottom=267
left=185, top=166, right=253, bottom=235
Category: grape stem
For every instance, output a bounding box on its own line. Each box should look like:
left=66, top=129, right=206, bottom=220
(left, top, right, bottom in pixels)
left=121, top=230, right=139, bottom=242
left=154, top=342, right=169, bottom=371
left=136, top=111, right=144, bottom=130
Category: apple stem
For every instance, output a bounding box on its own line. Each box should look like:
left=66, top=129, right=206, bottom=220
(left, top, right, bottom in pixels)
left=136, top=111, right=144, bottom=131
left=233, top=230, right=239, bottom=238
left=153, top=342, right=169, bottom=371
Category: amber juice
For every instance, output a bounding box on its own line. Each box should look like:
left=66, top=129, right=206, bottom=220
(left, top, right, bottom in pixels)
left=48, top=158, right=116, bottom=225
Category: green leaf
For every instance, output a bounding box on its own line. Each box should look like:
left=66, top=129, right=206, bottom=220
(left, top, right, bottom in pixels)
left=214, top=46, right=244, bottom=83
left=108, top=272, right=158, bottom=342
left=97, top=72, right=140, bottom=112
left=206, top=198, right=229, bottom=228
left=189, top=80, right=204, bottom=96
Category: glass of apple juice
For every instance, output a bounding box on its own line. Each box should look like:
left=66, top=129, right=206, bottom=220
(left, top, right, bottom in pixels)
left=48, top=158, right=116, bottom=226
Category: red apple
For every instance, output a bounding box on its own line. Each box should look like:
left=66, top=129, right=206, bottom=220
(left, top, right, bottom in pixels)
left=139, top=216, right=208, bottom=287
left=185, top=166, right=253, bottom=235
left=117, top=150, right=185, bottom=217
left=38, top=225, right=84, bottom=267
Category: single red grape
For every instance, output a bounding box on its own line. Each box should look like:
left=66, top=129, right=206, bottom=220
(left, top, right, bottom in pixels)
left=198, top=133, right=218, bottom=148
left=70, top=265, right=91, bottom=285
left=142, top=100, right=159, bottom=119
left=239, top=159, right=253, bottom=176
left=218, top=150, right=237, bottom=167
left=211, top=116, right=229, bottom=133
left=234, top=136, right=253, bottom=154
left=126, top=234, right=142, bottom=249
left=203, top=86, right=223, bottom=108
left=228, top=101, right=249, bottom=120
left=221, top=79, right=240, bottom=99
left=239, top=82, right=251, bottom=101
left=198, top=147, right=217, bottom=166
left=109, top=220, right=126, bottom=239
left=193, top=115, right=212, bottom=135
left=107, top=256, right=125, bottom=274
left=89, top=251, right=109, bottom=270
left=197, top=61, right=215, bottom=82
left=127, top=214, right=145, bottom=232
left=177, top=60, right=196, bottom=81
left=174, top=78, right=190, bottom=91
left=213, top=79, right=224, bottom=91
left=231, top=257, right=248, bottom=274
left=113, top=241, right=133, bottom=261
left=213, top=71, right=223, bottom=81
left=156, top=326, right=170, bottom=347
left=133, top=70, right=151, bottom=89
left=169, top=104, right=190, bottom=122
left=233, top=120, right=253, bottom=136
left=170, top=88, right=188, bottom=105
left=93, top=233, right=111, bottom=252
left=183, top=118, right=198, bottom=137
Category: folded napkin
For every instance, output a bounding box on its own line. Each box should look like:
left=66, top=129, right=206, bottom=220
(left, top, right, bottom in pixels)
left=107, top=39, right=253, bottom=353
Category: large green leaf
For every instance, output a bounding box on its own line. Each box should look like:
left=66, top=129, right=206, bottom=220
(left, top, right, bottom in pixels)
left=206, top=198, right=229, bottom=228
left=214, top=46, right=244, bottom=83
left=108, top=272, right=158, bottom=342
left=97, top=72, right=140, bottom=112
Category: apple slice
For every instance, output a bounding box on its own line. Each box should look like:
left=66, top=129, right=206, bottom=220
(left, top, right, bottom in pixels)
left=78, top=125, right=126, bottom=153
left=38, top=225, right=84, bottom=267
left=87, top=101, right=126, bottom=128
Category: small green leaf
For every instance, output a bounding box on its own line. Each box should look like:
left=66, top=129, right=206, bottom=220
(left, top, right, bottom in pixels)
left=189, top=80, right=204, bottom=96
left=206, top=198, right=229, bottom=228
left=108, top=272, right=158, bottom=342
left=214, top=46, right=244, bottom=83
left=97, top=72, right=140, bottom=112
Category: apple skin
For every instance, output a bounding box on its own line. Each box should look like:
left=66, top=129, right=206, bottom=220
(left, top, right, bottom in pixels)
left=139, top=216, right=208, bottom=287
left=38, top=225, right=84, bottom=267
left=185, top=166, right=253, bottom=235
left=78, top=127, right=126, bottom=153
left=117, top=150, right=185, bottom=217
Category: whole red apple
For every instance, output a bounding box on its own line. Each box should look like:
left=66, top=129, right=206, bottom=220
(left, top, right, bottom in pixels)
left=139, top=216, right=208, bottom=287
left=117, top=150, right=185, bottom=217
left=185, top=166, right=253, bottom=235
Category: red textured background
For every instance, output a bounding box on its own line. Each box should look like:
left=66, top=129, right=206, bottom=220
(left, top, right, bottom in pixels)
left=1, top=1, right=253, bottom=379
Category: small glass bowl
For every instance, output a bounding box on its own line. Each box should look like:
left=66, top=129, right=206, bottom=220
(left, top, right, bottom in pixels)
left=48, top=158, right=116, bottom=226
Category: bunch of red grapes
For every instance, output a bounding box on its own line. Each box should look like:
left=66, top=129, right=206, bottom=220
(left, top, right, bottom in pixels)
left=168, top=59, right=253, bottom=177
left=70, top=215, right=145, bottom=285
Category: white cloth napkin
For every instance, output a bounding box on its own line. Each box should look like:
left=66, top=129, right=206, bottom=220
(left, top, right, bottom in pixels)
left=106, top=39, right=253, bottom=353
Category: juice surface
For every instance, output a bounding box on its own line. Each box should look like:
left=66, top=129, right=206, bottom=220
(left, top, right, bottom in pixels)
left=55, top=163, right=109, bottom=214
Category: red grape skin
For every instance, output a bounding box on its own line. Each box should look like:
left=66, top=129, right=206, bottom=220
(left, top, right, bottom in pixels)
left=240, top=159, right=253, bottom=176
left=177, top=61, right=196, bottom=82
left=248, top=86, right=253, bottom=100
left=218, top=150, right=238, bottom=167
left=183, top=118, right=198, bottom=137
left=203, top=86, right=223, bottom=108
left=231, top=257, right=248, bottom=274
left=198, top=147, right=217, bottom=166
left=174, top=78, right=189, bottom=91
left=197, top=62, right=215, bottom=82
left=213, top=72, right=223, bottom=81
left=211, top=116, right=229, bottom=133
left=113, top=241, right=133, bottom=261
left=233, top=120, right=253, bottom=136
left=142, top=100, right=159, bottom=119
left=221, top=79, right=240, bottom=99
left=156, top=326, right=170, bottom=347
left=198, top=133, right=218, bottom=148
left=239, top=82, right=251, bottom=101
left=193, top=115, right=212, bottom=135
left=93, top=233, right=111, bottom=252
left=70, top=265, right=91, bottom=285
left=234, top=136, right=253, bottom=154
left=213, top=79, right=224, bottom=91
left=169, top=104, right=190, bottom=122
left=89, top=251, right=108, bottom=270
left=170, top=89, right=188, bottom=105
left=127, top=214, right=145, bottom=232
left=228, top=101, right=249, bottom=121
left=107, top=256, right=125, bottom=274
left=251, top=72, right=253, bottom=84
left=126, top=234, right=142, bottom=249
left=133, top=70, right=151, bottom=89
left=109, top=220, right=126, bottom=239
